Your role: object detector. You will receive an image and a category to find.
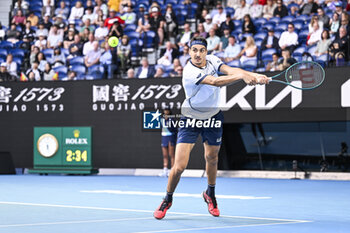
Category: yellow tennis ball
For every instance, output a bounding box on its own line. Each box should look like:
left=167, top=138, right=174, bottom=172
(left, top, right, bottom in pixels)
left=108, top=36, right=119, bottom=47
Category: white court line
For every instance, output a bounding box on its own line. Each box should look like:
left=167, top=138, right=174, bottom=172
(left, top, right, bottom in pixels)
left=80, top=190, right=271, bottom=200
left=0, top=201, right=311, bottom=227
left=134, top=221, right=311, bottom=233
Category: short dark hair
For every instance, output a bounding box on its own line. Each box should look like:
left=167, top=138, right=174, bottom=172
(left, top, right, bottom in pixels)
left=190, top=36, right=207, bottom=48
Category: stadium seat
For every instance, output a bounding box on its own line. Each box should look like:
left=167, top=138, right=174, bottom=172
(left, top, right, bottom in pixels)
left=225, top=7, right=234, bottom=17
left=298, top=15, right=311, bottom=22
left=53, top=66, right=68, bottom=74
left=61, top=48, right=69, bottom=57
left=166, top=0, right=177, bottom=5
left=262, top=48, right=277, bottom=61
left=226, top=60, right=240, bottom=67
left=307, top=45, right=317, bottom=55
left=124, top=24, right=137, bottom=33
left=70, top=65, right=86, bottom=75
left=10, top=49, right=25, bottom=59
left=254, top=18, right=268, bottom=28
left=242, top=59, right=257, bottom=71
left=57, top=71, right=68, bottom=80
left=233, top=20, right=242, bottom=28
left=274, top=23, right=288, bottom=31
left=293, top=46, right=306, bottom=57
left=294, top=22, right=304, bottom=30
left=142, top=31, right=156, bottom=51
left=125, top=31, right=140, bottom=40
left=42, top=48, right=54, bottom=59
left=69, top=56, right=84, bottom=66
left=213, top=51, right=224, bottom=58
left=0, top=48, right=7, bottom=58
left=268, top=17, right=280, bottom=25
left=12, top=57, right=22, bottom=65
left=315, top=54, right=329, bottom=67
left=281, top=15, right=294, bottom=24
left=254, top=32, right=267, bottom=41
left=262, top=23, right=274, bottom=31
left=0, top=41, right=13, bottom=50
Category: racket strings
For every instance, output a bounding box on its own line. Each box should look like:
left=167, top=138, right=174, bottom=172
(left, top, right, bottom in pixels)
left=287, top=63, right=324, bottom=88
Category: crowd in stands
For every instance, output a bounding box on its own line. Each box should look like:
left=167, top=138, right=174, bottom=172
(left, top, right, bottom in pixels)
left=0, top=0, right=349, bottom=81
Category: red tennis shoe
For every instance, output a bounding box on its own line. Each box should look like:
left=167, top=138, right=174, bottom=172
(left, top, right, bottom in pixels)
left=202, top=191, right=220, bottom=217
left=154, top=199, right=172, bottom=220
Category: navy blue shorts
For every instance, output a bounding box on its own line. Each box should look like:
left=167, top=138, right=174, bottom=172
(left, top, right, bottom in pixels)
left=176, top=111, right=224, bottom=146
left=161, top=135, right=177, bottom=147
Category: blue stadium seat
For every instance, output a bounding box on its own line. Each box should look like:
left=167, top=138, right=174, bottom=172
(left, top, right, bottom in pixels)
left=12, top=57, right=22, bottom=65
left=254, top=18, right=267, bottom=27
left=166, top=0, right=177, bottom=5
left=242, top=59, right=257, bottom=71
left=274, top=23, right=288, bottom=31
left=10, top=49, right=25, bottom=59
left=69, top=56, right=84, bottom=66
left=213, top=51, right=224, bottom=59
left=225, top=7, right=235, bottom=17
left=262, top=48, right=277, bottom=61
left=298, top=29, right=309, bottom=44
left=57, top=71, right=68, bottom=80
left=137, top=0, right=150, bottom=7
left=0, top=41, right=13, bottom=50
left=61, top=48, right=69, bottom=57
left=233, top=20, right=242, bottom=28
left=125, top=31, right=140, bottom=40
left=130, top=38, right=142, bottom=56
left=42, top=48, right=54, bottom=59
left=292, top=46, right=306, bottom=57
left=255, top=39, right=263, bottom=47
left=124, top=24, right=137, bottom=33
left=226, top=60, right=240, bottom=67
left=254, top=32, right=267, bottom=41
left=0, top=48, right=7, bottom=58
left=294, top=22, right=304, bottom=30
left=298, top=15, right=311, bottom=23
left=269, top=17, right=280, bottom=25
left=281, top=15, right=294, bottom=24
left=307, top=45, right=317, bottom=55
left=53, top=66, right=68, bottom=74
left=71, top=65, right=86, bottom=75
left=262, top=23, right=274, bottom=31
left=315, top=54, right=329, bottom=67
left=143, top=31, right=156, bottom=48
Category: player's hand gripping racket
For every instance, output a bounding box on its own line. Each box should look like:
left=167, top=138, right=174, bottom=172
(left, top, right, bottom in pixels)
left=268, top=61, right=325, bottom=90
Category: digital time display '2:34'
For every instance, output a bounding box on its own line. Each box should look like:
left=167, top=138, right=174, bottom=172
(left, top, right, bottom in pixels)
left=65, top=150, right=88, bottom=162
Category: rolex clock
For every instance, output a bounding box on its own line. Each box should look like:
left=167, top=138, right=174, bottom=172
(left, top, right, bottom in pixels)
left=37, top=133, right=59, bottom=158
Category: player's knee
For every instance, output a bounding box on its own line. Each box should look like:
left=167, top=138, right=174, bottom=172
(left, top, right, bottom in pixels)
left=205, top=154, right=218, bottom=165
left=173, top=165, right=186, bottom=175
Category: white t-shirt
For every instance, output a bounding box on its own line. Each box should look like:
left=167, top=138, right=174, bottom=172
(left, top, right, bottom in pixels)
left=181, top=54, right=223, bottom=120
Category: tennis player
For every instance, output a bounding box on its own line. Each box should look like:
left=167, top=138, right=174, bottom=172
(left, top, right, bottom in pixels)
left=154, top=36, right=270, bottom=220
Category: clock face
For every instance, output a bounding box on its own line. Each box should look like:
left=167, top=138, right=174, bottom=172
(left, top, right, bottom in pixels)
left=37, top=134, right=59, bottom=158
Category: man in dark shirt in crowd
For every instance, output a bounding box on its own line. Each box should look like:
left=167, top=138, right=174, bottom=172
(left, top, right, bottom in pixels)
left=68, top=34, right=83, bottom=59
left=330, top=27, right=349, bottom=62
left=0, top=63, right=14, bottom=82
left=273, top=0, right=288, bottom=18
left=299, top=0, right=318, bottom=15
left=278, top=49, right=297, bottom=70
left=261, top=29, right=279, bottom=52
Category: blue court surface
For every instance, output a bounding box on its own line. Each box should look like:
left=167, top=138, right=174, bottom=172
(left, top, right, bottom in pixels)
left=0, top=175, right=349, bottom=233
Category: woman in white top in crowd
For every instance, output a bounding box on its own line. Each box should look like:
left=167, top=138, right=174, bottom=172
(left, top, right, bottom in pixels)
left=238, top=36, right=258, bottom=63
left=308, top=15, right=323, bottom=34
left=314, top=30, right=332, bottom=57
left=69, top=1, right=84, bottom=20
left=262, top=0, right=277, bottom=19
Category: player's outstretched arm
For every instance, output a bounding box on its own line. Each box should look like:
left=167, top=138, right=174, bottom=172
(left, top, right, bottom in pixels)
left=201, top=64, right=270, bottom=87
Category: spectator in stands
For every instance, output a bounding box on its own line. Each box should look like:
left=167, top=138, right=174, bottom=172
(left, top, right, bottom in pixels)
left=36, top=22, right=48, bottom=39
left=278, top=49, right=297, bottom=70
left=53, top=14, right=66, bottom=29
left=164, top=4, right=177, bottom=40
left=22, top=21, right=35, bottom=44
left=136, top=4, right=146, bottom=22
left=26, top=61, right=42, bottom=81
left=93, top=9, right=105, bottom=25
left=63, top=28, right=75, bottom=49
left=0, top=63, right=14, bottom=82
left=170, top=66, right=183, bottom=78
left=308, top=15, right=323, bottom=33
left=206, top=28, right=221, bottom=54
left=179, top=45, right=190, bottom=67
left=212, top=5, right=226, bottom=26
left=330, top=12, right=340, bottom=35
left=233, top=0, right=250, bottom=20
left=136, top=12, right=150, bottom=33
left=154, top=67, right=167, bottom=78
left=83, top=33, right=95, bottom=56
left=68, top=34, right=83, bottom=59
left=82, top=7, right=97, bottom=24
left=100, top=42, right=117, bottom=79
left=227, top=0, right=241, bottom=9
left=273, top=0, right=288, bottom=18
left=198, top=8, right=209, bottom=24
left=42, top=14, right=52, bottom=30
left=6, top=24, right=21, bottom=44
left=85, top=0, right=95, bottom=10
left=126, top=68, right=135, bottom=79
left=307, top=21, right=322, bottom=46
left=149, top=7, right=165, bottom=45
left=27, top=11, right=39, bottom=27
left=314, top=30, right=332, bottom=57
left=334, top=2, right=343, bottom=17
left=47, top=25, right=63, bottom=49
left=223, top=35, right=241, bottom=63
left=262, top=0, right=276, bottom=19
left=330, top=27, right=349, bottom=62
left=81, top=28, right=91, bottom=42
left=94, top=0, right=108, bottom=18
left=178, top=23, right=193, bottom=49
left=12, top=9, right=26, bottom=27
left=5, top=54, right=18, bottom=79
left=69, top=1, right=84, bottom=20
left=219, top=28, right=231, bottom=51
left=261, top=29, right=279, bottom=52
left=108, top=21, right=123, bottom=38
left=203, top=14, right=214, bottom=33
left=80, top=19, right=95, bottom=36
left=298, top=0, right=318, bottom=15
left=238, top=36, right=258, bottom=63
left=278, top=23, right=298, bottom=52
left=34, top=32, right=47, bottom=50
left=43, top=0, right=54, bottom=7
left=94, top=21, right=108, bottom=41
left=198, top=23, right=208, bottom=38
left=64, top=70, right=77, bottom=80
left=117, top=35, right=131, bottom=72
left=136, top=57, right=155, bottom=79
left=43, top=63, right=56, bottom=81
left=250, top=0, right=263, bottom=18
left=118, top=0, right=130, bottom=13
left=339, top=12, right=350, bottom=37
left=30, top=46, right=40, bottom=65
left=52, top=47, right=66, bottom=67
left=242, top=14, right=256, bottom=36
left=266, top=53, right=280, bottom=71
left=158, top=41, right=179, bottom=68
left=55, top=1, right=69, bottom=20
left=13, top=0, right=29, bottom=16
left=220, top=14, right=235, bottom=35
left=317, top=7, right=330, bottom=29
left=42, top=0, right=54, bottom=18
left=36, top=52, right=47, bottom=72
left=84, top=41, right=101, bottom=68
left=122, top=5, right=137, bottom=25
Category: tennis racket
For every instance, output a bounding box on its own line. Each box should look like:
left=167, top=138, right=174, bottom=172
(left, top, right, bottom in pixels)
left=268, top=61, right=325, bottom=90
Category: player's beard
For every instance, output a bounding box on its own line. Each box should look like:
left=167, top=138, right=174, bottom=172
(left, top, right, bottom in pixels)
left=194, top=56, right=204, bottom=66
